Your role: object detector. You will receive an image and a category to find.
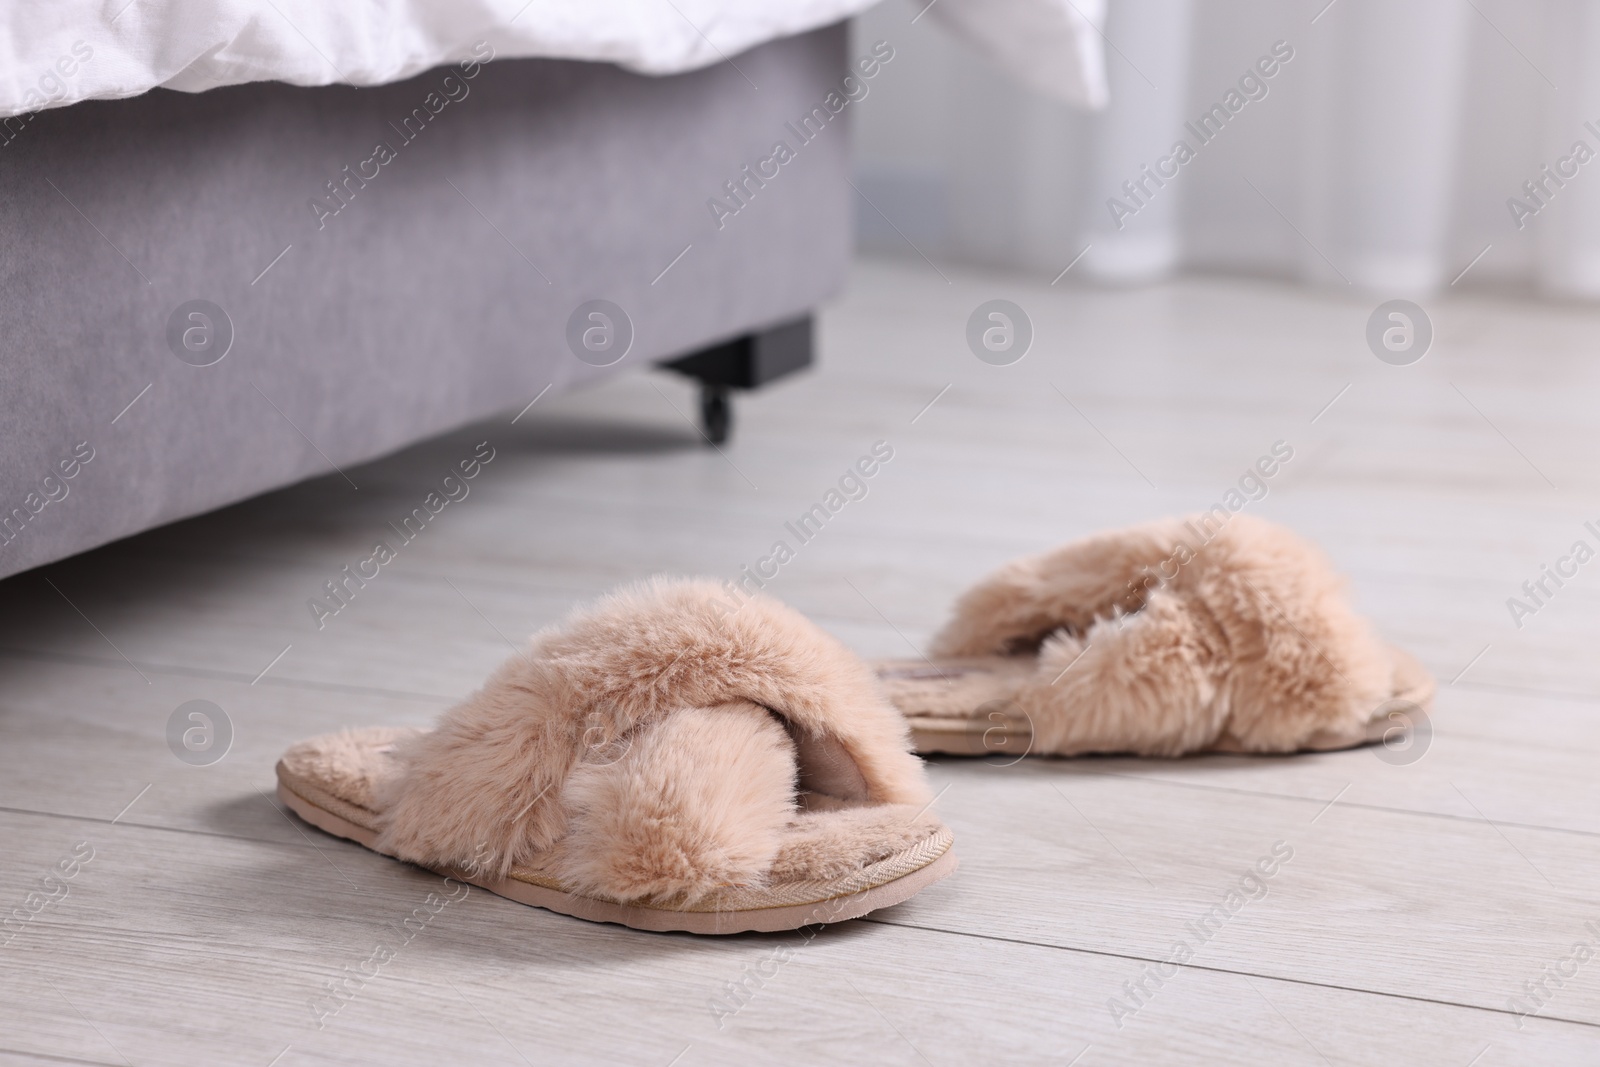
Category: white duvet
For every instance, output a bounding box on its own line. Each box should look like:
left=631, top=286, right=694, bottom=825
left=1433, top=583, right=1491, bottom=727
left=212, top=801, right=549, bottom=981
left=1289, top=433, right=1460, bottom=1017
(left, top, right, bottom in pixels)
left=0, top=0, right=1105, bottom=120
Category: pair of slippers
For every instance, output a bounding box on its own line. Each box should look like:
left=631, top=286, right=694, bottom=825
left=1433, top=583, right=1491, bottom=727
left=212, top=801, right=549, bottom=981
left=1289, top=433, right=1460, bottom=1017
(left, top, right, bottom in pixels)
left=276, top=515, right=1433, bottom=934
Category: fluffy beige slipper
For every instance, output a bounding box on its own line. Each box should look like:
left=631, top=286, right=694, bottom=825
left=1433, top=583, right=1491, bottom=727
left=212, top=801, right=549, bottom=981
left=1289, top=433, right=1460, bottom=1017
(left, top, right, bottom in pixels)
left=875, top=514, right=1435, bottom=758
left=277, top=579, right=955, bottom=935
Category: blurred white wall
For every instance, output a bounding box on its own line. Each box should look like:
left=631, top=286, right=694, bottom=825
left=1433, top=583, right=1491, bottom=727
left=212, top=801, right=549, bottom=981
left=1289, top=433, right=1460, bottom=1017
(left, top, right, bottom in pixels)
left=851, top=0, right=1600, bottom=298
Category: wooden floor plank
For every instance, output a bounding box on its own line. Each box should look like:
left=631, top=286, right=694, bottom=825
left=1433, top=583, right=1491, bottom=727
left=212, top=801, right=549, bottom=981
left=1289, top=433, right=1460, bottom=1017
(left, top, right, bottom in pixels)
left=1, top=811, right=1594, bottom=1066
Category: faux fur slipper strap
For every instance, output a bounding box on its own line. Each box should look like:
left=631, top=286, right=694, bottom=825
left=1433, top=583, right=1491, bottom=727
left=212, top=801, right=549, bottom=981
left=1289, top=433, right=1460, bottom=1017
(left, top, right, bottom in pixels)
left=375, top=578, right=933, bottom=878
left=878, top=514, right=1435, bottom=757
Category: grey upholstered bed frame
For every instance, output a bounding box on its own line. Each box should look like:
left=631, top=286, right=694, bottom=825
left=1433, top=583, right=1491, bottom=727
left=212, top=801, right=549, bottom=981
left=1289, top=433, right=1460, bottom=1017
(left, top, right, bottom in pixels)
left=0, top=24, right=851, bottom=580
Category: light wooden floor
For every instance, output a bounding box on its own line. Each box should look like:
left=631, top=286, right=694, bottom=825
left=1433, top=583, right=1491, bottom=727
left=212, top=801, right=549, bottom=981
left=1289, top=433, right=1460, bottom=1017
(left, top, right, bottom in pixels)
left=4, top=257, right=1600, bottom=1065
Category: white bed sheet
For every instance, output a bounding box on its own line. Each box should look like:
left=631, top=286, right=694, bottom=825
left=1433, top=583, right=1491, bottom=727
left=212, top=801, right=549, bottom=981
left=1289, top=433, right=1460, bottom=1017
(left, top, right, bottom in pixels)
left=0, top=0, right=1105, bottom=120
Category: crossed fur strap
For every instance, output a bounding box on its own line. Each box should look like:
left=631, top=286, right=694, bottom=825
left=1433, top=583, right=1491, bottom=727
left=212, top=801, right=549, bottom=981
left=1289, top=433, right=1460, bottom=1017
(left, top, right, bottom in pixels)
left=375, top=578, right=930, bottom=875
left=926, top=514, right=1403, bottom=755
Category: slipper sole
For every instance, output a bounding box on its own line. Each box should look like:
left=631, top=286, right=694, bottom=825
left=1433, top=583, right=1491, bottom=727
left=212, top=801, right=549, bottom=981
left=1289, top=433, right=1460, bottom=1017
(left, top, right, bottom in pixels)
left=276, top=765, right=958, bottom=935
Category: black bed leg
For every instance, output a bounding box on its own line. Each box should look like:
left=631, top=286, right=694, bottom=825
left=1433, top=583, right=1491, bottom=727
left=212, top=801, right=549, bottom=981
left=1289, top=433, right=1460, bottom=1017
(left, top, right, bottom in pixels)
left=699, top=384, right=731, bottom=445
left=661, top=315, right=813, bottom=445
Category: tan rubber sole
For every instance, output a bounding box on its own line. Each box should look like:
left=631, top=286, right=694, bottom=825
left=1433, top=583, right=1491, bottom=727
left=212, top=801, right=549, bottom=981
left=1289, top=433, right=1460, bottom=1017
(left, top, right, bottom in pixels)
left=276, top=778, right=958, bottom=935
left=906, top=706, right=1396, bottom=757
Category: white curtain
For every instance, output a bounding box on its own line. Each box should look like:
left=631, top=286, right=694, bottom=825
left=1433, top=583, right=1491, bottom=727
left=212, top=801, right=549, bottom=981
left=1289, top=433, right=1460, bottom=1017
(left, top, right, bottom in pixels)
left=853, top=0, right=1600, bottom=297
